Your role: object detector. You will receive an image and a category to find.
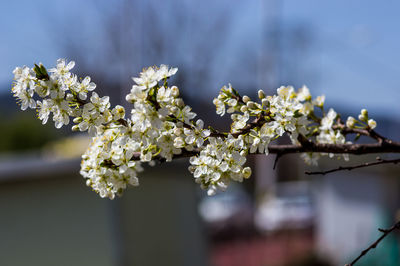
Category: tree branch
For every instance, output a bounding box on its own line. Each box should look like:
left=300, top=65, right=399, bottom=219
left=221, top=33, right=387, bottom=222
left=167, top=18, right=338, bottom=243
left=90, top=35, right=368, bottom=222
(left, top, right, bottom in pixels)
left=334, top=121, right=387, bottom=143
left=345, top=221, right=400, bottom=266
left=267, top=141, right=400, bottom=155
left=126, top=139, right=400, bottom=161
left=305, top=157, right=400, bottom=176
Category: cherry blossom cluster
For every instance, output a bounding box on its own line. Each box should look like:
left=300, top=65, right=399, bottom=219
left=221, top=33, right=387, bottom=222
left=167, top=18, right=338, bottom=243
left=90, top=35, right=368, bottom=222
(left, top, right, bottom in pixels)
left=12, top=59, right=378, bottom=198
left=80, top=124, right=142, bottom=199
left=189, top=135, right=251, bottom=196
left=12, top=59, right=117, bottom=133
left=212, top=84, right=348, bottom=168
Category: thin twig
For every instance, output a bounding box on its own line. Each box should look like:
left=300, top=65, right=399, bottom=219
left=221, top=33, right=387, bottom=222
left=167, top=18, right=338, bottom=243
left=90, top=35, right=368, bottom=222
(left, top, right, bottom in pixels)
left=305, top=158, right=400, bottom=175
left=273, top=153, right=282, bottom=170
left=334, top=120, right=386, bottom=143
left=345, top=221, right=400, bottom=266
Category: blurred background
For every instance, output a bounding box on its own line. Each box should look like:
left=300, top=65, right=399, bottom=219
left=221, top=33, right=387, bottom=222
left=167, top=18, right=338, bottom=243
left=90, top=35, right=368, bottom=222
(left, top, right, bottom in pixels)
left=1, top=0, right=400, bottom=265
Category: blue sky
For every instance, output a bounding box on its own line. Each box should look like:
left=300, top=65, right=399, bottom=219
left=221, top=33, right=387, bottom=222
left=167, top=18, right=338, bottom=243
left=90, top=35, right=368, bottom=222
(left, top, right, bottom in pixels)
left=1, top=0, right=399, bottom=120
left=281, top=0, right=400, bottom=116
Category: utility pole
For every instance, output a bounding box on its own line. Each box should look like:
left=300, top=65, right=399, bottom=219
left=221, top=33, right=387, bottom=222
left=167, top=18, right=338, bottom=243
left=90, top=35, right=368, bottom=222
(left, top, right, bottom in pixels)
left=255, top=0, right=283, bottom=201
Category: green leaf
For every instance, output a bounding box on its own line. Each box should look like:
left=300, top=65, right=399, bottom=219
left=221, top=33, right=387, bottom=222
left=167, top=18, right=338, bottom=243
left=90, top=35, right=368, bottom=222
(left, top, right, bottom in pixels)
left=231, top=87, right=240, bottom=97
left=33, top=63, right=49, bottom=81
left=293, top=109, right=303, bottom=118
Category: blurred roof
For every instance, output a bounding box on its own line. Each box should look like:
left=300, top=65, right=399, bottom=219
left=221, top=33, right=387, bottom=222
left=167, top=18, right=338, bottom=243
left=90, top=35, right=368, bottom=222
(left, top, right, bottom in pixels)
left=0, top=154, right=80, bottom=182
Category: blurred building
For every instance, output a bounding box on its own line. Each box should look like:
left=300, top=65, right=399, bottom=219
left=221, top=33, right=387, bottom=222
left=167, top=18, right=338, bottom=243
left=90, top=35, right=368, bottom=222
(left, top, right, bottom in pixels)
left=313, top=166, right=400, bottom=265
left=0, top=155, right=207, bottom=266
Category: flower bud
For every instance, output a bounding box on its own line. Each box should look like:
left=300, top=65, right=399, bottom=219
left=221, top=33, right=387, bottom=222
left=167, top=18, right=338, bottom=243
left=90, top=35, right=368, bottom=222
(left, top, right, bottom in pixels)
left=361, top=109, right=368, bottom=117
left=73, top=117, right=83, bottom=123
left=171, top=86, right=179, bottom=97
left=368, top=119, right=377, bottom=129
left=175, top=98, right=184, bottom=107
left=174, top=127, right=183, bottom=135
left=240, top=105, right=248, bottom=112
left=242, top=167, right=252, bottom=179
left=359, top=109, right=368, bottom=122
left=246, top=101, right=256, bottom=109
left=346, top=116, right=355, bottom=128
left=65, top=93, right=74, bottom=101
left=227, top=98, right=237, bottom=107
left=258, top=90, right=266, bottom=99
left=72, top=125, right=80, bottom=131
left=170, top=106, right=179, bottom=114
left=261, top=98, right=269, bottom=108
left=242, top=95, right=250, bottom=103
left=125, top=94, right=135, bottom=103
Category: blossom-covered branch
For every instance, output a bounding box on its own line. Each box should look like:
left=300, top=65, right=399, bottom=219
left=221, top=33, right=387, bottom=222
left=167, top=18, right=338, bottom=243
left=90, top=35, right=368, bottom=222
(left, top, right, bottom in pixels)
left=12, top=59, right=397, bottom=199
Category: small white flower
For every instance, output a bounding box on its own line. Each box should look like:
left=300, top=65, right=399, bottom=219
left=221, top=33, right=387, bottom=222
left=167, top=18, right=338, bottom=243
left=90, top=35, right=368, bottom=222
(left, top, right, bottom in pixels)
left=313, top=95, right=325, bottom=107
left=49, top=58, right=75, bottom=77
left=297, top=85, right=311, bottom=101
left=132, top=65, right=176, bottom=90
left=90, top=92, right=110, bottom=112
left=157, top=64, right=178, bottom=80
left=301, top=153, right=320, bottom=166
left=126, top=85, right=148, bottom=103
left=36, top=99, right=53, bottom=124
left=213, top=98, right=225, bottom=116
left=176, top=105, right=196, bottom=124
left=320, top=108, right=337, bottom=130
left=277, top=86, right=295, bottom=100
left=75, top=76, right=96, bottom=100
left=231, top=112, right=249, bottom=131
left=112, top=105, right=125, bottom=120
left=16, top=89, right=36, bottom=110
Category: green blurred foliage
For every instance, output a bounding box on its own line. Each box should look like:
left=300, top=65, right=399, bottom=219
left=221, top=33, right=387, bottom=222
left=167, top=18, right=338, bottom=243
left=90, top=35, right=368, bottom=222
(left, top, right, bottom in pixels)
left=0, top=111, right=64, bottom=152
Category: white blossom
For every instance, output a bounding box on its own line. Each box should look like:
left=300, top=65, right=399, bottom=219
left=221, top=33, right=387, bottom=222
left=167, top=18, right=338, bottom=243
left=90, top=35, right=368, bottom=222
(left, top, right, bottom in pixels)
left=313, top=95, right=325, bottom=107
left=320, top=108, right=337, bottom=131
left=112, top=105, right=126, bottom=120
left=301, top=153, right=320, bottom=166
left=297, top=85, right=311, bottom=101
left=12, top=59, right=379, bottom=199
left=49, top=58, right=75, bottom=77
left=74, top=76, right=96, bottom=100
left=132, top=65, right=178, bottom=90
left=36, top=99, right=52, bottom=124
